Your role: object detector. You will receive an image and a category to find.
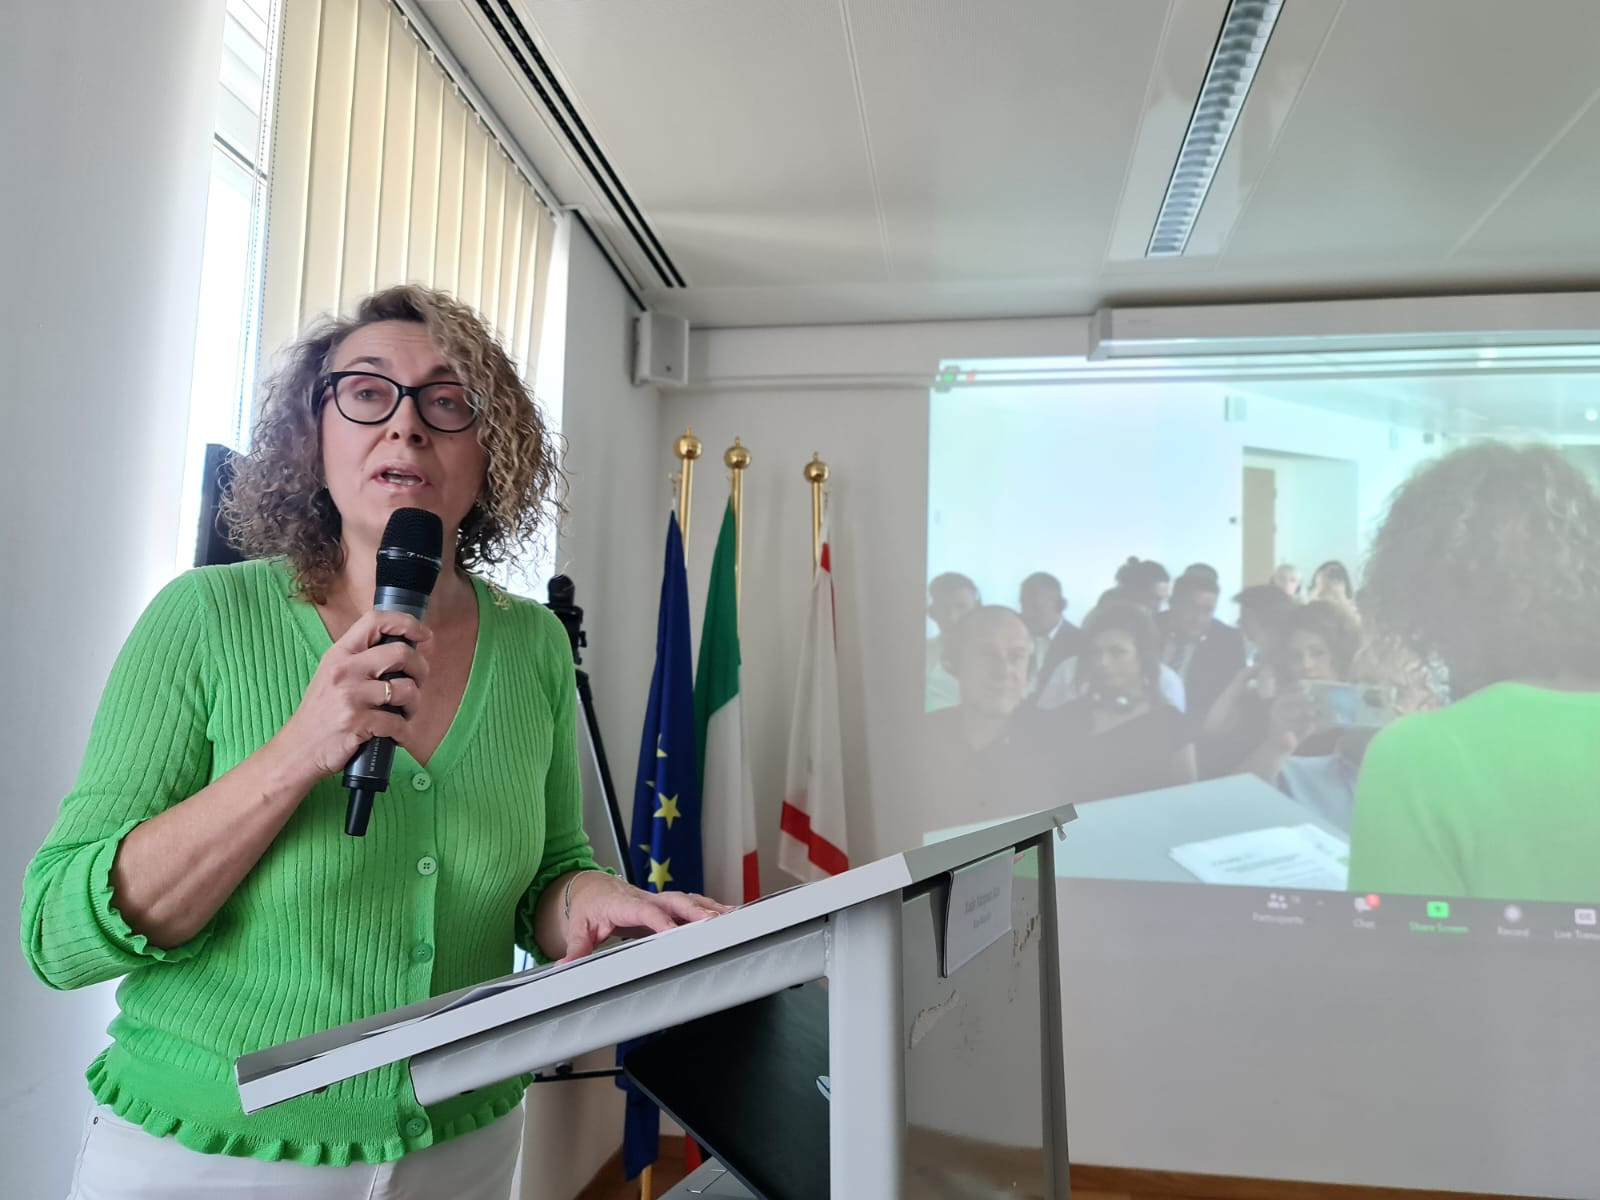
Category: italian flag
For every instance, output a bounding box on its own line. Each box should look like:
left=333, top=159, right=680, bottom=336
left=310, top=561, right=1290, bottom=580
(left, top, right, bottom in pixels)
left=694, top=501, right=761, bottom=904
left=779, top=524, right=849, bottom=880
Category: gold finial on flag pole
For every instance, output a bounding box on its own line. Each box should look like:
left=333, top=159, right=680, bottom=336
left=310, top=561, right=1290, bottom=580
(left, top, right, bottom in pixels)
left=724, top=438, right=751, bottom=625
left=674, top=427, right=703, bottom=551
left=804, top=453, right=829, bottom=572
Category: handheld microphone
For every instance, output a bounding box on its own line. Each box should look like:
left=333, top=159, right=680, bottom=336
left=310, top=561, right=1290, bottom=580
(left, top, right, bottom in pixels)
left=344, top=507, right=444, bottom=837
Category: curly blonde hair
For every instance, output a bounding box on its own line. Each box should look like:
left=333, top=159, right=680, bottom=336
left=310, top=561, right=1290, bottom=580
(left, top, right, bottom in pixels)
left=1361, top=440, right=1600, bottom=695
left=223, top=285, right=564, bottom=602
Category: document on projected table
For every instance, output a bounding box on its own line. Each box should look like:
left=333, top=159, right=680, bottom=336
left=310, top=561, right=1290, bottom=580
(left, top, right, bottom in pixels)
left=1168, top=824, right=1350, bottom=890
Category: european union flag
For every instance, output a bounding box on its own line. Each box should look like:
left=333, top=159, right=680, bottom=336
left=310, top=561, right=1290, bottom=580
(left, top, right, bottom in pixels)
left=618, top=512, right=703, bottom=1180
left=629, top=512, right=703, bottom=896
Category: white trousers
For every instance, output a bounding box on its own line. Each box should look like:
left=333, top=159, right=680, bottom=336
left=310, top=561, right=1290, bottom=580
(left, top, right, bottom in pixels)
left=66, top=1102, right=524, bottom=1200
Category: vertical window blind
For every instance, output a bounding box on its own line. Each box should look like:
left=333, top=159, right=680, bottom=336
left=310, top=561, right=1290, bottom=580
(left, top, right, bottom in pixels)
left=261, top=0, right=555, bottom=380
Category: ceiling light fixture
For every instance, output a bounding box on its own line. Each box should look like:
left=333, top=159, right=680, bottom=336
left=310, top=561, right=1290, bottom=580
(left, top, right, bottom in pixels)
left=1147, top=0, right=1284, bottom=258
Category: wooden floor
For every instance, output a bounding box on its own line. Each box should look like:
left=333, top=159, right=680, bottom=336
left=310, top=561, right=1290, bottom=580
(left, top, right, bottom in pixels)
left=576, top=1140, right=1544, bottom=1200
left=1067, top=1166, right=1543, bottom=1200
left=575, top=1137, right=688, bottom=1200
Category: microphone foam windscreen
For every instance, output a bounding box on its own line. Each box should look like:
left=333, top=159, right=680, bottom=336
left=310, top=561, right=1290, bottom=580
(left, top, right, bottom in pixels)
left=376, top=507, right=445, bottom=595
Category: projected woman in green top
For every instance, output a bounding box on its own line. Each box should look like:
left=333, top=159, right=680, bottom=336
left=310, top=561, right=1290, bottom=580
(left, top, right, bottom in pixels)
left=1347, top=441, right=1600, bottom=903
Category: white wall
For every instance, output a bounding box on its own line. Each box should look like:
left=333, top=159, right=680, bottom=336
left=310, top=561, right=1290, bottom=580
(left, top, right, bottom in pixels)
left=662, top=318, right=1600, bottom=1198
left=927, top=382, right=1439, bottom=623
left=1233, top=387, right=1440, bottom=584
left=518, top=218, right=661, bottom=1198
left=551, top=221, right=663, bottom=757
left=928, top=383, right=1240, bottom=621
left=0, top=3, right=223, bottom=1195
left=1255, top=454, right=1358, bottom=583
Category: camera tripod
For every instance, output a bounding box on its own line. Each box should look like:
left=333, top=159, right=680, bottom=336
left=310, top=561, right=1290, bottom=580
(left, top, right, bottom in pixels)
left=544, top=574, right=635, bottom=889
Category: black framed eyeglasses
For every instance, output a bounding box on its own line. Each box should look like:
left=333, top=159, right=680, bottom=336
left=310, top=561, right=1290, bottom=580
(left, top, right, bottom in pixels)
left=314, top=371, right=481, bottom=433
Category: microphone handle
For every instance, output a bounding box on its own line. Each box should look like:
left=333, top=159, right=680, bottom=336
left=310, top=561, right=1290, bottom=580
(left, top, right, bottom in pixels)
left=343, top=630, right=416, bottom=837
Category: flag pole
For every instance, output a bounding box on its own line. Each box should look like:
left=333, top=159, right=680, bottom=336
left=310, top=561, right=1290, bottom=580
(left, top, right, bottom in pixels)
left=674, top=427, right=703, bottom=552
left=724, top=438, right=750, bottom=628
left=804, top=453, right=829, bottom=572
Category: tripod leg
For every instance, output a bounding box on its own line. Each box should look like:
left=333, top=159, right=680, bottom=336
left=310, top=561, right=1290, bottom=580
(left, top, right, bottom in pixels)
left=576, top=669, right=636, bottom=889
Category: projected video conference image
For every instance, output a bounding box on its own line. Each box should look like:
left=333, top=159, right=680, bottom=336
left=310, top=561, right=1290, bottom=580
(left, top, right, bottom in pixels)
left=921, top=364, right=1600, bottom=941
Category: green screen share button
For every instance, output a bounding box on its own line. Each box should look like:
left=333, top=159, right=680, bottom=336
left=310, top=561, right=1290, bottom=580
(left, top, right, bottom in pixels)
left=1410, top=899, right=1469, bottom=935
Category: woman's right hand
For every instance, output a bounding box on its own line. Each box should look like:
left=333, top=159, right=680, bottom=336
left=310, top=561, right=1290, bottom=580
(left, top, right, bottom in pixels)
left=1249, top=661, right=1281, bottom=701
left=270, top=611, right=434, bottom=787
left=1266, top=686, right=1319, bottom=753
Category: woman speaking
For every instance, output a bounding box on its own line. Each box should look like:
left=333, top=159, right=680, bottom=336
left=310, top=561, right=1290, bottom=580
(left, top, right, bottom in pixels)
left=22, top=285, right=726, bottom=1197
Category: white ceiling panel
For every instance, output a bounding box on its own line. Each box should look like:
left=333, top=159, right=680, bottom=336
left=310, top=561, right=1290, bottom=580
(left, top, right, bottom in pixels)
left=419, top=0, right=1600, bottom=327
left=1223, top=0, right=1600, bottom=262
left=518, top=0, right=888, bottom=287
left=842, top=0, right=1168, bottom=280
left=1455, top=92, right=1600, bottom=259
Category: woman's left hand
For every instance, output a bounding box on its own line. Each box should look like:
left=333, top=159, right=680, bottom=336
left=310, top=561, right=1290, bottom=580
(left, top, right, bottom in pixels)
left=559, top=872, right=733, bottom=962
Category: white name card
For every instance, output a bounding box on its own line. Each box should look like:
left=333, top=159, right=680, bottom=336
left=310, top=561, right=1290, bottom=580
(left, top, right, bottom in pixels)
left=942, top=849, right=1015, bottom=977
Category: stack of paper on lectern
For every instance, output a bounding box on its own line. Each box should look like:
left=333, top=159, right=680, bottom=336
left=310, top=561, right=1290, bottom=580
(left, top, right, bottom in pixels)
left=1168, top=823, right=1350, bottom=890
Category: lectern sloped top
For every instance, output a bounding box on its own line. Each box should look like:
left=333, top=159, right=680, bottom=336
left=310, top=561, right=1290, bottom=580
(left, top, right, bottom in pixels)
left=235, top=804, right=1073, bottom=1113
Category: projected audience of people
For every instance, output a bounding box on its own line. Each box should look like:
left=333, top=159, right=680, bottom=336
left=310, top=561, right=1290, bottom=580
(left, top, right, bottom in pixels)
left=921, top=441, right=1600, bottom=904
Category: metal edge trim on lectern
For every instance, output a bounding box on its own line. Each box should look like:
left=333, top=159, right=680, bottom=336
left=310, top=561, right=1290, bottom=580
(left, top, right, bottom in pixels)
left=411, top=923, right=828, bottom=1105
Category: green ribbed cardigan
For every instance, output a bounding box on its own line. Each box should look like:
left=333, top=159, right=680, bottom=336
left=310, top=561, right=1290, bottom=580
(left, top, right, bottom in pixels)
left=20, top=558, right=601, bottom=1164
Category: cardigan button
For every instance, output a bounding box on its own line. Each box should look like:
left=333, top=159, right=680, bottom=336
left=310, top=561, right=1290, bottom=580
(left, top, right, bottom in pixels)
left=404, top=1116, right=428, bottom=1138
